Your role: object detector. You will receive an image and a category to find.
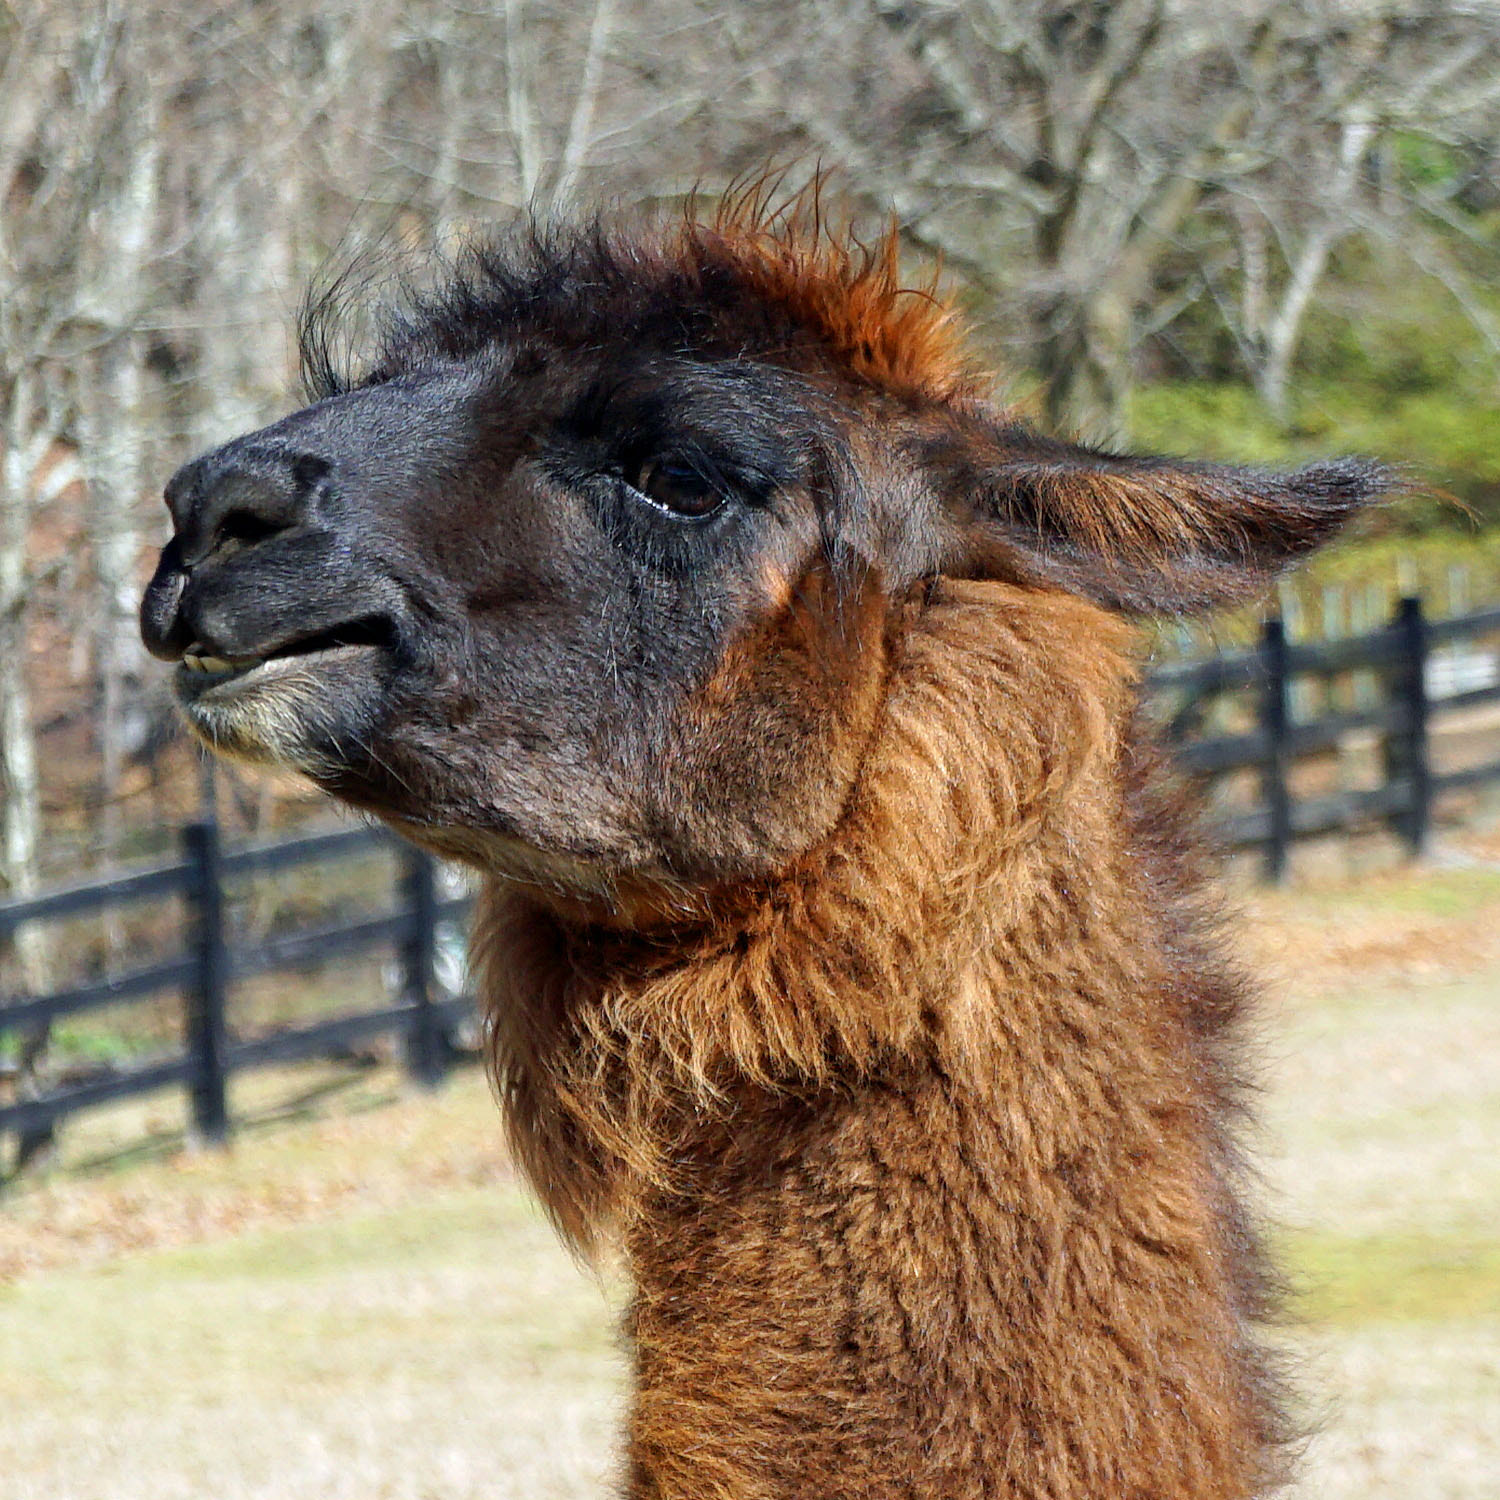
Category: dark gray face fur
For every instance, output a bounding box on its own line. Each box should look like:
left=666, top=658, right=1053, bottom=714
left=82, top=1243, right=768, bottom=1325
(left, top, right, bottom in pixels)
left=141, top=340, right=886, bottom=888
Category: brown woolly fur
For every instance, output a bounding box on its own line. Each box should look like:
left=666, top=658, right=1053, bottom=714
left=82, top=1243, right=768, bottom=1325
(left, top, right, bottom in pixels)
left=679, top=175, right=979, bottom=403
left=146, top=187, right=1389, bottom=1499
left=476, top=581, right=1287, bottom=1498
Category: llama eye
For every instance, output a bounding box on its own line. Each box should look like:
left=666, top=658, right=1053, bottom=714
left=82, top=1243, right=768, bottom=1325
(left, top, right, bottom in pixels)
left=629, top=458, right=722, bottom=519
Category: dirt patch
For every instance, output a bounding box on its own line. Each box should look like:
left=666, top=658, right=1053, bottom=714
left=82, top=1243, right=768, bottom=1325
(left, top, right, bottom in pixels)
left=1238, top=863, right=1500, bottom=996
left=0, top=1063, right=511, bottom=1282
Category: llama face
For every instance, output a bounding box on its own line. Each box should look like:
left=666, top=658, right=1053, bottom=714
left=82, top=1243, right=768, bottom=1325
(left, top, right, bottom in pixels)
left=141, top=204, right=1384, bottom=892
left=140, top=321, right=898, bottom=888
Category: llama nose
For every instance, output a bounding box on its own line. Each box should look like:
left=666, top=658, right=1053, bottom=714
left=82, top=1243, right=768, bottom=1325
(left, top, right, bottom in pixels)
left=163, top=444, right=332, bottom=569
left=141, top=443, right=334, bottom=661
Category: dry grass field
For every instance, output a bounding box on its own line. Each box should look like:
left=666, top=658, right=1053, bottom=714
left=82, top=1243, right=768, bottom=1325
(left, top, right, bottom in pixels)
left=3, top=837, right=1499, bottom=1498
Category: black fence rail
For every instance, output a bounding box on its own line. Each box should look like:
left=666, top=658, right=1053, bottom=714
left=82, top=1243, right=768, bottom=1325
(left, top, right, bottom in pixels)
left=0, top=824, right=471, bottom=1160
left=3, top=595, right=1499, bottom=1161
left=1153, top=596, right=1500, bottom=880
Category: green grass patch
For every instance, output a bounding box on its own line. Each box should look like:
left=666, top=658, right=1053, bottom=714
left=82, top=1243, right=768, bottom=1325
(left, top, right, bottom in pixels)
left=1256, top=867, right=1500, bottom=921
left=1129, top=382, right=1301, bottom=465
left=144, top=1180, right=547, bottom=1281
left=1286, top=1228, right=1500, bottom=1327
left=0, top=1181, right=618, bottom=1399
left=0, top=1177, right=625, bottom=1498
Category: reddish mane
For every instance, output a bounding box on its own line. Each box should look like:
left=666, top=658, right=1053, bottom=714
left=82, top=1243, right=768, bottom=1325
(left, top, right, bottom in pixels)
left=679, top=175, right=981, bottom=402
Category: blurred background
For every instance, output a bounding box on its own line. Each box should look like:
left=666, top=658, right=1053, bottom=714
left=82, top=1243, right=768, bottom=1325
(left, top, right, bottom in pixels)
left=1, top=2, right=1498, bottom=1497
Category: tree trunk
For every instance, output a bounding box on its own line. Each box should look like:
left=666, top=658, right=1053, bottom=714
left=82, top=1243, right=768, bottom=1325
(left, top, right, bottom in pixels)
left=83, top=118, right=158, bottom=901
left=1, top=374, right=48, bottom=964
left=1253, top=121, right=1376, bottom=424
left=1, top=368, right=55, bottom=1158
left=1038, top=289, right=1135, bottom=444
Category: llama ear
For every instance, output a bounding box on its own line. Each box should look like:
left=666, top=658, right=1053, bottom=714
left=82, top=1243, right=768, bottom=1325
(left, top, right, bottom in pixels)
left=949, top=430, right=1390, bottom=615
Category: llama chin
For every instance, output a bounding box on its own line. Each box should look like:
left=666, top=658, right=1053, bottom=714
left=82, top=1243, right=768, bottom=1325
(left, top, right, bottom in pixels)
left=141, top=182, right=1386, bottom=1499
left=174, top=642, right=388, bottom=776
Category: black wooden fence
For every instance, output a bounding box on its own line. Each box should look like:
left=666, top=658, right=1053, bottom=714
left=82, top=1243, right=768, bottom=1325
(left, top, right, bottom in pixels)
left=0, top=825, right=470, bottom=1159
left=1153, top=596, right=1500, bottom=880
left=3, top=595, right=1499, bottom=1159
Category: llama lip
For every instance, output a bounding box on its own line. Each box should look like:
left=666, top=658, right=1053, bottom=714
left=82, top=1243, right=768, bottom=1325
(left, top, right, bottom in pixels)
left=174, top=642, right=383, bottom=704
left=173, top=612, right=398, bottom=702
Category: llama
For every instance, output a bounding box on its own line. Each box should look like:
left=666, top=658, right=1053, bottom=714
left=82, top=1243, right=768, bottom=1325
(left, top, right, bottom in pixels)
left=141, top=188, right=1383, bottom=1498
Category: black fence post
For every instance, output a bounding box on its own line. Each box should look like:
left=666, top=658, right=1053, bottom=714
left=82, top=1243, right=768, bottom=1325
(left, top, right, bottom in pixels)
left=1259, top=617, right=1292, bottom=884
left=400, top=847, right=446, bottom=1087
left=1386, top=595, right=1432, bottom=857
left=182, top=820, right=229, bottom=1144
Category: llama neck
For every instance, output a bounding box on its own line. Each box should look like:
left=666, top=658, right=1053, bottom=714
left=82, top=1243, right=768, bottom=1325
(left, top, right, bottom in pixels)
left=476, top=580, right=1281, bottom=1498
left=477, top=582, right=1122, bottom=1231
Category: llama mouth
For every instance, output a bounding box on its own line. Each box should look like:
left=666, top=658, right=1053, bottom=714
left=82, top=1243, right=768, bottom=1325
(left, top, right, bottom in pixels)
left=174, top=616, right=394, bottom=702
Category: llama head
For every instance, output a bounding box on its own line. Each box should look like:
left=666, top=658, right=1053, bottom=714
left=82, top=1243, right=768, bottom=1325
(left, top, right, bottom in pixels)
left=140, top=187, right=1384, bottom=894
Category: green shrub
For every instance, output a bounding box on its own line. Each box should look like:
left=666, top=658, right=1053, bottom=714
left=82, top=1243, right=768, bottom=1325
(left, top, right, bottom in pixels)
left=1129, top=380, right=1500, bottom=529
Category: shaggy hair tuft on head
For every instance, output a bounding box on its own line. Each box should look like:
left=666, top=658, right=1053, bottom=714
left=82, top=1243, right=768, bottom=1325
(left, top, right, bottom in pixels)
left=299, top=172, right=981, bottom=406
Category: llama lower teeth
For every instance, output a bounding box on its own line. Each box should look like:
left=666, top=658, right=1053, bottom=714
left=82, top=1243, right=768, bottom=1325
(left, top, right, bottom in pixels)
left=182, top=653, right=258, bottom=676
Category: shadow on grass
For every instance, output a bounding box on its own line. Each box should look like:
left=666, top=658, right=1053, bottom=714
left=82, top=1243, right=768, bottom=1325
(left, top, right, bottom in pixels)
left=59, top=1068, right=412, bottom=1179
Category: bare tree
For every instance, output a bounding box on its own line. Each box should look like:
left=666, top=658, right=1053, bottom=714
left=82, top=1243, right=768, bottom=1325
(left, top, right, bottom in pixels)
left=78, top=58, right=165, bottom=869
left=1224, top=118, right=1377, bottom=421
left=792, top=0, right=1290, bottom=437
left=0, top=4, right=130, bottom=913
left=789, top=0, right=1500, bottom=437
left=0, top=2, right=144, bottom=1128
left=1210, top=6, right=1500, bottom=419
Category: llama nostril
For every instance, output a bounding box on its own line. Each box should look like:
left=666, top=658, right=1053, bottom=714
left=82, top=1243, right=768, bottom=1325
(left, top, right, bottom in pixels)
left=164, top=442, right=330, bottom=569
left=213, top=508, right=284, bottom=553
